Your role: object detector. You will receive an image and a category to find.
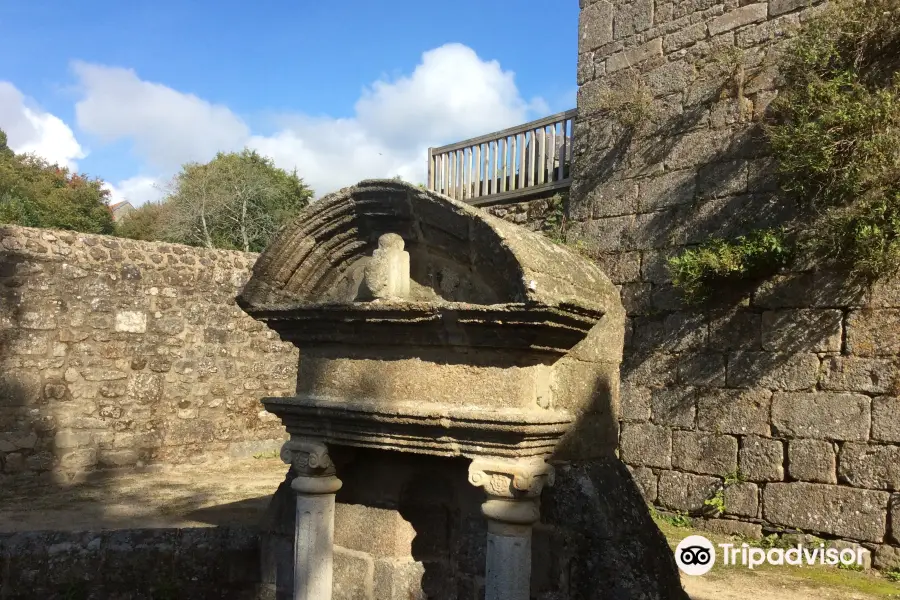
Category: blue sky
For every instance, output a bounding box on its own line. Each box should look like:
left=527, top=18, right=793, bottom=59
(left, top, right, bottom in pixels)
left=0, top=0, right=579, bottom=203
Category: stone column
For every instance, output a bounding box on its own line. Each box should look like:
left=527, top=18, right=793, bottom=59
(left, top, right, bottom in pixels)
left=468, top=459, right=554, bottom=600
left=281, top=439, right=342, bottom=600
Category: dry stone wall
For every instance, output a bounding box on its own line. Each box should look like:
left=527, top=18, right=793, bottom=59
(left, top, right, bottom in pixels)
left=0, top=225, right=296, bottom=480
left=571, top=0, right=900, bottom=567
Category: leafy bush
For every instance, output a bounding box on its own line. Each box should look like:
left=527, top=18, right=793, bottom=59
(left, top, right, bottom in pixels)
left=668, top=229, right=792, bottom=302
left=669, top=0, right=900, bottom=299
left=767, top=0, right=900, bottom=279
left=0, top=135, right=115, bottom=235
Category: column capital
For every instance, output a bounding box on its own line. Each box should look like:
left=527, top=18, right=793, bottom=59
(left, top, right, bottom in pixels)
left=281, top=439, right=342, bottom=494
left=467, top=458, right=555, bottom=499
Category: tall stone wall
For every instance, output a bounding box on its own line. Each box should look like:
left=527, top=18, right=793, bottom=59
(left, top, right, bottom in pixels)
left=571, top=0, right=900, bottom=568
left=0, top=226, right=296, bottom=480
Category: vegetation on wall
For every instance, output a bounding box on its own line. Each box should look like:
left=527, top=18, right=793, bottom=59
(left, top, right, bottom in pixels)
left=669, top=229, right=792, bottom=302
left=669, top=0, right=900, bottom=299
left=0, top=129, right=115, bottom=235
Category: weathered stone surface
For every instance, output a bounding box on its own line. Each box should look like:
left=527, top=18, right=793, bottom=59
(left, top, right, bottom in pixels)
left=620, top=423, right=672, bottom=468
left=769, top=0, right=810, bottom=16
left=114, top=311, right=147, bottom=334
left=663, top=22, right=709, bottom=51
left=761, top=309, right=843, bottom=353
left=763, top=483, right=890, bottom=542
left=0, top=225, right=297, bottom=476
left=585, top=179, right=640, bottom=218
left=333, top=548, right=374, bottom=600
left=697, top=388, right=771, bottom=436
left=771, top=392, right=871, bottom=441
left=892, top=494, right=900, bottom=544
left=874, top=543, right=900, bottom=570
left=821, top=358, right=900, bottom=395
left=697, top=160, right=748, bottom=199
left=838, top=443, right=900, bottom=491
left=672, top=431, right=737, bottom=475
left=873, top=396, right=900, bottom=443
left=620, top=383, right=651, bottom=421
left=708, top=3, right=768, bottom=35
left=334, top=504, right=416, bottom=557
left=788, top=439, right=837, bottom=484
left=698, top=518, right=763, bottom=539
left=627, top=465, right=658, bottom=502
left=594, top=252, right=641, bottom=284
left=607, top=37, right=663, bottom=72
left=638, top=170, right=697, bottom=212
left=724, top=482, right=759, bottom=518
left=739, top=436, right=784, bottom=482
left=580, top=0, right=615, bottom=54
left=708, top=309, right=761, bottom=350
left=726, top=351, right=819, bottom=391
left=614, top=0, right=654, bottom=38
left=658, top=470, right=720, bottom=512
left=847, top=309, right=900, bottom=357
left=651, top=387, right=696, bottom=428
left=677, top=352, right=726, bottom=386
left=645, top=60, right=697, bottom=97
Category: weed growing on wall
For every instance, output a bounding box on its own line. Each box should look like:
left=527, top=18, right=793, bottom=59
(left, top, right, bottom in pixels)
left=768, top=0, right=900, bottom=279
left=581, top=69, right=655, bottom=130
left=668, top=229, right=792, bottom=302
left=669, top=0, right=900, bottom=301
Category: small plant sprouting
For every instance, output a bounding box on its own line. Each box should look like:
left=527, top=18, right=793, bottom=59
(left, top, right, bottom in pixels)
left=668, top=228, right=791, bottom=304
left=253, top=449, right=279, bottom=459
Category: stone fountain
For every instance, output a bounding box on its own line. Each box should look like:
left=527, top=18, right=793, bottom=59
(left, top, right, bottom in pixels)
left=237, top=180, right=626, bottom=600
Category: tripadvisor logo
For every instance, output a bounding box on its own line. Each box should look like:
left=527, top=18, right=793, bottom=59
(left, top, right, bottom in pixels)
left=675, top=535, right=866, bottom=576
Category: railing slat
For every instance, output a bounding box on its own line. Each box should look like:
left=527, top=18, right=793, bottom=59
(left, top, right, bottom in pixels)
left=427, top=108, right=574, bottom=203
left=474, top=144, right=481, bottom=199
left=517, top=132, right=524, bottom=190
left=558, top=121, right=567, bottom=183
left=451, top=151, right=457, bottom=199
left=527, top=129, right=536, bottom=188
left=431, top=108, right=577, bottom=154
left=548, top=127, right=556, bottom=183
left=537, top=128, right=545, bottom=186
left=505, top=136, right=512, bottom=193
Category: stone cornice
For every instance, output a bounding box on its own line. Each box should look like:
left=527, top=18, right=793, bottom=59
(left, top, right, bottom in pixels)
left=264, top=397, right=573, bottom=460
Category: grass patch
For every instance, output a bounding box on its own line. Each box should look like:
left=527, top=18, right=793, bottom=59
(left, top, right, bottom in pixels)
left=252, top=449, right=279, bottom=459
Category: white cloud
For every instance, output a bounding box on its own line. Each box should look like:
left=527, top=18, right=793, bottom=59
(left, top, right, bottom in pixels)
left=73, top=61, right=249, bottom=171
left=103, top=175, right=165, bottom=207
left=71, top=43, right=547, bottom=198
left=0, top=81, right=86, bottom=169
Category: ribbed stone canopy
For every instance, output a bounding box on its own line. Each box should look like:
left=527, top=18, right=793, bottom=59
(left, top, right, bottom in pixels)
left=236, top=179, right=618, bottom=316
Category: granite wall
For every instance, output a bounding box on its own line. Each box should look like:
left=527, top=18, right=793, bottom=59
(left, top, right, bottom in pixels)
left=568, top=0, right=900, bottom=569
left=0, top=225, right=296, bottom=481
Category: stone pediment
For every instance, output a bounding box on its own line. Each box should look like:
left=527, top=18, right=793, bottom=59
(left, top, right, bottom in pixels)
left=237, top=179, right=617, bottom=315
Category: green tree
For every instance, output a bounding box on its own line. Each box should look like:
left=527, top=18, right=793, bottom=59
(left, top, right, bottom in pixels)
left=0, top=133, right=114, bottom=234
left=163, top=149, right=313, bottom=251
left=115, top=200, right=169, bottom=242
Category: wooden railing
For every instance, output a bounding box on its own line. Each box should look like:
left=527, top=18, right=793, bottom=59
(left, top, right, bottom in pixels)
left=426, top=109, right=576, bottom=206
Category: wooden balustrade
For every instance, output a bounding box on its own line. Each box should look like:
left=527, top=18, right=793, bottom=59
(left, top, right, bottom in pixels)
left=426, top=109, right=576, bottom=206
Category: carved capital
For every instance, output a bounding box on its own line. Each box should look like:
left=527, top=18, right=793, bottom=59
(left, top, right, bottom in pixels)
left=467, top=458, right=555, bottom=499
left=280, top=439, right=336, bottom=477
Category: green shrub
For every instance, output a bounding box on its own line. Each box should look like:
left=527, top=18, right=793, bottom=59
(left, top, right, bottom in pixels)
left=767, top=0, right=900, bottom=279
left=670, top=0, right=900, bottom=300
left=667, top=229, right=792, bottom=302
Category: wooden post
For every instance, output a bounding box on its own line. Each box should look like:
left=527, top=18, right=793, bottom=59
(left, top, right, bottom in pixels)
left=501, top=138, right=508, bottom=193
left=427, top=148, right=434, bottom=191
